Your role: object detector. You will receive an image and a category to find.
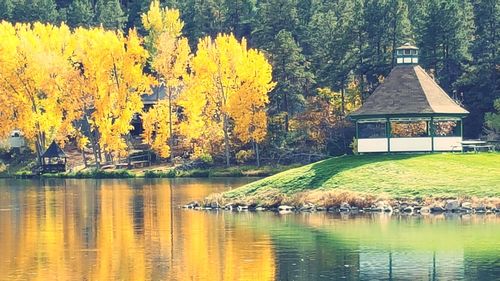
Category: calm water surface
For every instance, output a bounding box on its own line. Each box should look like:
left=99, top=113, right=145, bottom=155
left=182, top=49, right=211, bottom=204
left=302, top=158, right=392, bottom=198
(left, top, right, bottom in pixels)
left=0, top=178, right=499, bottom=281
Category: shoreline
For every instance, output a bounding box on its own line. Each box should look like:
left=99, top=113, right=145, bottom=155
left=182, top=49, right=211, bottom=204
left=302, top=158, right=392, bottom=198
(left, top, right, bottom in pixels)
left=1, top=164, right=295, bottom=179
left=188, top=193, right=500, bottom=215
left=194, top=153, right=500, bottom=215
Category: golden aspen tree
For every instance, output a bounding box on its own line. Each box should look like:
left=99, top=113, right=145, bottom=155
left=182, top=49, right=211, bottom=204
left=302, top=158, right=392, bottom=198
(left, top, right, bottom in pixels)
left=228, top=49, right=275, bottom=166
left=141, top=0, right=191, bottom=162
left=72, top=27, right=152, bottom=165
left=182, top=34, right=275, bottom=166
left=0, top=22, right=82, bottom=164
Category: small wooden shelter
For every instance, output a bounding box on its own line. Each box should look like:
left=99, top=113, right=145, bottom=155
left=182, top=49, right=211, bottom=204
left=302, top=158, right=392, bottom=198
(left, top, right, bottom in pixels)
left=349, top=43, right=469, bottom=153
left=41, top=141, right=68, bottom=173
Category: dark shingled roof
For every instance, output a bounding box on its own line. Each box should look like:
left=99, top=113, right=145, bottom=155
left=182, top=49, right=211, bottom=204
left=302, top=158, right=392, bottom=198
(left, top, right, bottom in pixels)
left=350, top=65, right=469, bottom=118
left=141, top=85, right=166, bottom=105
left=42, top=141, right=67, bottom=158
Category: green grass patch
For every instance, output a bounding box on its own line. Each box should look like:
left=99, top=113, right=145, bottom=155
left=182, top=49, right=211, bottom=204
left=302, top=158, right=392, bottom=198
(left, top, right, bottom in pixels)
left=225, top=153, right=500, bottom=199
left=43, top=169, right=135, bottom=179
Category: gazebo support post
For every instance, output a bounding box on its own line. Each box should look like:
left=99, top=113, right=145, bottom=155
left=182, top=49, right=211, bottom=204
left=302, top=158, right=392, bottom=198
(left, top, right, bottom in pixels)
left=430, top=116, right=434, bottom=152
left=386, top=117, right=391, bottom=153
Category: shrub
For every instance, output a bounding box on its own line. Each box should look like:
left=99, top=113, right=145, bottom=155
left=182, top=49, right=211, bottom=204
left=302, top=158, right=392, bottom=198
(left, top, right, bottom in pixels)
left=236, top=150, right=254, bottom=164
left=197, top=153, right=213, bottom=165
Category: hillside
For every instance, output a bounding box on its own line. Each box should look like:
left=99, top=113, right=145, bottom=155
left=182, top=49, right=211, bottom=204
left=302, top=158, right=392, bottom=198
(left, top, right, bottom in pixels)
left=217, top=153, right=500, bottom=206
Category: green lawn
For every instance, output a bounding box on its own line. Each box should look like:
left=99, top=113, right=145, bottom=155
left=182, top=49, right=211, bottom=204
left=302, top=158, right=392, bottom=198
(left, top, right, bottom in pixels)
left=224, top=153, right=500, bottom=200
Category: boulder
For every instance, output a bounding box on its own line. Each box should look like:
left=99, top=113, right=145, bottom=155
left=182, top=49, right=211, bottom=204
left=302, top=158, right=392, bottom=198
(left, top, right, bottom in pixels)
left=183, top=201, right=200, bottom=209
left=461, top=202, right=472, bottom=209
left=339, top=204, right=350, bottom=212
left=430, top=206, right=445, bottom=213
left=278, top=205, right=294, bottom=211
left=403, top=206, right=414, bottom=213
left=474, top=207, right=486, bottom=214
left=420, top=206, right=431, bottom=214
left=445, top=200, right=460, bottom=212
left=237, top=205, right=249, bottom=211
left=255, top=206, right=266, bottom=211
left=300, top=203, right=316, bottom=212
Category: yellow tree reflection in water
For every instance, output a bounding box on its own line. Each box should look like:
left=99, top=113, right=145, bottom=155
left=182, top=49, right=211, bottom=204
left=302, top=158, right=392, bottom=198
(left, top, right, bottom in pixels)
left=0, top=180, right=277, bottom=281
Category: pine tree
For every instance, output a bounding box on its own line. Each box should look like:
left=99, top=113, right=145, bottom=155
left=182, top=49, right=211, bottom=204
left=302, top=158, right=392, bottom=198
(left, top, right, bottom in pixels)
left=13, top=0, right=59, bottom=23
left=0, top=0, right=14, bottom=21
left=125, top=0, right=150, bottom=31
left=268, top=29, right=314, bottom=134
left=458, top=0, right=499, bottom=137
left=418, top=0, right=475, bottom=93
left=253, top=0, right=299, bottom=49
left=180, top=0, right=226, bottom=46
left=95, top=0, right=127, bottom=30
left=223, top=0, right=254, bottom=40
left=67, top=0, right=94, bottom=28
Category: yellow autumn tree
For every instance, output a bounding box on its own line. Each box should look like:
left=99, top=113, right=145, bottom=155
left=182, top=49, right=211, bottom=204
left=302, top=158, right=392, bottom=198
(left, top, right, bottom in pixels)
left=72, top=27, right=152, bottom=165
left=141, top=0, right=191, bottom=162
left=0, top=22, right=82, bottom=163
left=181, top=34, right=275, bottom=166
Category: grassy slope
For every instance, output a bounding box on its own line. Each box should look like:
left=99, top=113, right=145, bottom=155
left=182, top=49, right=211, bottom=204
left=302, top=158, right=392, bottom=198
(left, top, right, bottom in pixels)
left=225, top=153, right=500, bottom=199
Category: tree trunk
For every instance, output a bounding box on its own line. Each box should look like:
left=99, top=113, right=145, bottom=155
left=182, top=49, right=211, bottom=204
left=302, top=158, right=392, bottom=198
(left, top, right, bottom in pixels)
left=35, top=136, right=43, bottom=166
left=255, top=141, right=260, bottom=167
left=284, top=91, right=289, bottom=133
left=223, top=113, right=230, bottom=167
left=82, top=148, right=88, bottom=168
left=341, top=85, right=345, bottom=116
left=168, top=87, right=174, bottom=164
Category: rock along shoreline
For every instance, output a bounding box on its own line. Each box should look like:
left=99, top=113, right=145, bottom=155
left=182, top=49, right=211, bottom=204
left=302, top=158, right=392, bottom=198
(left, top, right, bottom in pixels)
left=182, top=198, right=500, bottom=216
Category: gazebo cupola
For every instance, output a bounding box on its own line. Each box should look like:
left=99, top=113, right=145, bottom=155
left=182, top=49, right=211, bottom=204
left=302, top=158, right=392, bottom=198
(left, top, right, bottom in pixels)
left=349, top=43, right=469, bottom=153
left=396, top=43, right=419, bottom=65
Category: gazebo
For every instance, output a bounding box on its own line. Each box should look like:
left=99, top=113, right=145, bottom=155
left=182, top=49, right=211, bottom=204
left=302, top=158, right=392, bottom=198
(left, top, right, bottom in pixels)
left=41, top=141, right=68, bottom=173
left=349, top=43, right=469, bottom=153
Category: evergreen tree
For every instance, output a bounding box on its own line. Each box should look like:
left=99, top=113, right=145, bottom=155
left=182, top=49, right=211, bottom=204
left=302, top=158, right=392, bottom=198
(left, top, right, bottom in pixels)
left=268, top=29, right=314, bottom=134
left=13, top=0, right=59, bottom=23
left=180, top=0, right=226, bottom=46
left=418, top=0, right=474, bottom=93
left=67, top=0, right=94, bottom=28
left=253, top=0, right=299, bottom=49
left=223, top=0, right=254, bottom=40
left=308, top=0, right=358, bottom=94
left=95, top=0, right=126, bottom=30
left=458, top=0, right=499, bottom=137
left=387, top=0, right=412, bottom=67
left=125, top=0, right=151, bottom=31
left=0, top=0, right=14, bottom=21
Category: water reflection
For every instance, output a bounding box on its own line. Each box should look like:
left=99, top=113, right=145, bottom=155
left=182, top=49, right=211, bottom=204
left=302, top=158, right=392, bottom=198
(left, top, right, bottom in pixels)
left=0, top=179, right=499, bottom=281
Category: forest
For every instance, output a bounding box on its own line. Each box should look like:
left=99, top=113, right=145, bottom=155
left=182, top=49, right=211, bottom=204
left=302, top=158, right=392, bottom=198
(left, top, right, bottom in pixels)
left=0, top=0, right=498, bottom=167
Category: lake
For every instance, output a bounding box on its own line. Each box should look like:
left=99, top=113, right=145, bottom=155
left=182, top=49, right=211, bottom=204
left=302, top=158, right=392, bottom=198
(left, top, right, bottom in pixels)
left=0, top=178, right=499, bottom=281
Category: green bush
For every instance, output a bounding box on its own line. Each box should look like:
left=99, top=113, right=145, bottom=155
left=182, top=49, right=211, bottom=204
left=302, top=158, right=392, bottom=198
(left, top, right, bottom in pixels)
left=196, top=153, right=213, bottom=165
left=144, top=169, right=177, bottom=178
left=236, top=150, right=254, bottom=164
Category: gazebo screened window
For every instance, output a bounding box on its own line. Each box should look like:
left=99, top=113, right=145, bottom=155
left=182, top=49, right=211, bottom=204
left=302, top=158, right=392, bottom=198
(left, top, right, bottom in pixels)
left=390, top=118, right=429, bottom=138
left=358, top=120, right=387, bottom=138
left=433, top=118, right=461, bottom=137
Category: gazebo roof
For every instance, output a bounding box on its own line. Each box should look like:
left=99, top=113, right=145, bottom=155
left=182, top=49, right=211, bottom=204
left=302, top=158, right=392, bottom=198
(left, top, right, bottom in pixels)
left=350, top=65, right=469, bottom=118
left=41, top=141, right=67, bottom=158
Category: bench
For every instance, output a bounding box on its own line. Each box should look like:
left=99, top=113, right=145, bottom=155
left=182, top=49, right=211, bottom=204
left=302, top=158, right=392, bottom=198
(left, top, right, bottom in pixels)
left=130, top=160, right=150, bottom=168
left=115, top=163, right=130, bottom=169
left=462, top=144, right=495, bottom=153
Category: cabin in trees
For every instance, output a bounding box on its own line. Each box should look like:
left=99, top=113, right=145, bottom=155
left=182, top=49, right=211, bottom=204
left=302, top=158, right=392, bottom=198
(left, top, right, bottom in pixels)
left=349, top=43, right=469, bottom=153
left=131, top=85, right=167, bottom=136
